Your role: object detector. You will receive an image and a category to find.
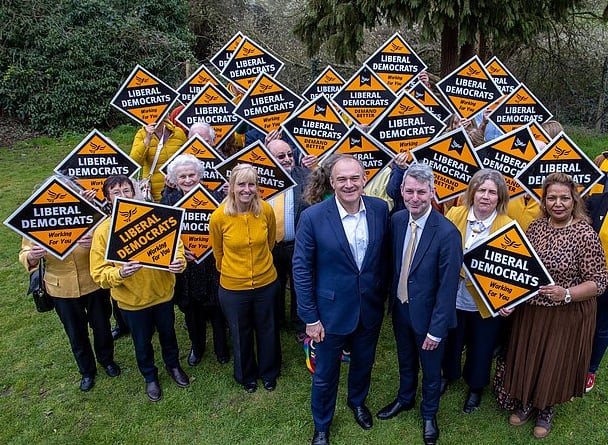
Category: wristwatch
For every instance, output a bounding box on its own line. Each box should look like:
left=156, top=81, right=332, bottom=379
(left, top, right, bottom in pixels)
left=564, top=288, right=572, bottom=303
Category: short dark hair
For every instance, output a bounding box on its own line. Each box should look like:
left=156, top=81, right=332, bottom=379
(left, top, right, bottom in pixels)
left=102, top=175, right=134, bottom=199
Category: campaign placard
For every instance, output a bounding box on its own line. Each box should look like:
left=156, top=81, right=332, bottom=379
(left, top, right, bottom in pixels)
left=332, top=66, right=396, bottom=126
left=176, top=64, right=231, bottom=104
left=158, top=135, right=226, bottom=192
left=233, top=73, right=303, bottom=135
left=528, top=121, right=550, bottom=145
left=175, top=82, right=242, bottom=147
left=407, top=80, right=452, bottom=122
left=463, top=221, right=553, bottom=317
left=301, top=66, right=346, bottom=101
left=4, top=176, right=106, bottom=260
left=54, top=129, right=141, bottom=205
left=515, top=132, right=603, bottom=202
left=364, top=32, right=427, bottom=93
left=209, top=32, right=244, bottom=73
left=369, top=91, right=446, bottom=158
left=214, top=141, right=296, bottom=200
left=485, top=57, right=520, bottom=95
left=105, top=198, right=184, bottom=270
left=488, top=83, right=553, bottom=133
left=110, top=65, right=179, bottom=126
left=324, top=127, right=394, bottom=184
left=437, top=56, right=502, bottom=119
left=174, top=184, right=219, bottom=263
left=475, top=124, right=539, bottom=199
left=281, top=95, right=349, bottom=158
left=221, top=36, right=284, bottom=90
left=411, top=128, right=482, bottom=203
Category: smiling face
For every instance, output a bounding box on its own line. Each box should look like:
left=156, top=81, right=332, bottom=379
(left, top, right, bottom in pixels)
left=330, top=157, right=366, bottom=213
left=268, top=140, right=294, bottom=172
left=401, top=175, right=433, bottom=220
left=175, top=164, right=200, bottom=193
left=106, top=182, right=134, bottom=206
left=472, top=179, right=499, bottom=220
left=544, top=183, right=574, bottom=225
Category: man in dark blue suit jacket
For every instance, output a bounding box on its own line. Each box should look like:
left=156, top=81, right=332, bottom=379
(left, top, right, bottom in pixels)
left=293, top=155, right=389, bottom=445
left=376, top=162, right=462, bottom=445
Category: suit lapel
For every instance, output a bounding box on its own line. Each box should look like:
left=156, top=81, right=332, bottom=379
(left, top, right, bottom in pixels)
left=409, top=209, right=438, bottom=273
left=360, top=198, right=375, bottom=270
left=326, top=199, right=358, bottom=269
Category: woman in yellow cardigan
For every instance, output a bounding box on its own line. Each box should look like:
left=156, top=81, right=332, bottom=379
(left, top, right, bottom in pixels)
left=442, top=169, right=513, bottom=413
left=210, top=164, right=280, bottom=393
left=129, top=119, right=187, bottom=202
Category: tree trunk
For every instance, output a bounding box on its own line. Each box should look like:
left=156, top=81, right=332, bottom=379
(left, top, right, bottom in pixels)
left=459, top=42, right=476, bottom=64
left=440, top=25, right=459, bottom=77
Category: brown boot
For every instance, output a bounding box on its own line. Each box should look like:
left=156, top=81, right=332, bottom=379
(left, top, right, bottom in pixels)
left=509, top=403, right=537, bottom=426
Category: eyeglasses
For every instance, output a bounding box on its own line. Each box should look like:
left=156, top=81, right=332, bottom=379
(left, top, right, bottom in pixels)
left=276, top=152, right=294, bottom=160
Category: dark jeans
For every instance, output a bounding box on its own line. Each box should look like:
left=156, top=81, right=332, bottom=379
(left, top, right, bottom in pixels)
left=219, top=280, right=281, bottom=384
left=120, top=300, right=180, bottom=383
left=272, top=241, right=305, bottom=333
left=590, top=290, right=608, bottom=373
left=53, top=288, right=113, bottom=377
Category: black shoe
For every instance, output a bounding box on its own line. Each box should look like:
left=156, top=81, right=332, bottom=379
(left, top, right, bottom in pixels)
left=263, top=379, right=276, bottom=391
left=376, top=399, right=415, bottom=420
left=217, top=355, right=230, bottom=364
left=104, top=362, right=121, bottom=378
left=243, top=382, right=257, bottom=393
left=146, top=380, right=162, bottom=402
left=463, top=390, right=482, bottom=413
left=188, top=349, right=202, bottom=367
left=440, top=377, right=448, bottom=396
left=79, top=375, right=95, bottom=392
left=348, top=403, right=373, bottom=430
left=311, top=430, right=329, bottom=445
left=166, top=366, right=190, bottom=388
left=423, top=417, right=439, bottom=445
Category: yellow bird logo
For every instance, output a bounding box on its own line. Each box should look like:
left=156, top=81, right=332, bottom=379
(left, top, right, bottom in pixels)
left=120, top=208, right=137, bottom=223
left=501, top=233, right=521, bottom=249
left=192, top=197, right=208, bottom=208
left=46, top=190, right=67, bottom=202
left=134, top=75, right=148, bottom=86
left=553, top=147, right=571, bottom=159
left=249, top=152, right=267, bottom=162
left=88, top=142, right=106, bottom=153
left=465, top=66, right=481, bottom=76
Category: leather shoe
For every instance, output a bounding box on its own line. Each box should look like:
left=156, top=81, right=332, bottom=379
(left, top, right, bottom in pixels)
left=188, top=349, right=202, bottom=367
left=348, top=403, right=373, bottom=430
left=166, top=366, right=190, bottom=388
left=79, top=375, right=95, bottom=392
left=104, top=362, right=121, bottom=378
left=463, top=390, right=481, bottom=413
left=423, top=417, right=439, bottom=445
left=146, top=380, right=162, bottom=402
left=263, top=379, right=276, bottom=391
left=243, top=382, right=257, bottom=393
left=376, top=399, right=415, bottom=420
left=311, top=430, right=329, bottom=445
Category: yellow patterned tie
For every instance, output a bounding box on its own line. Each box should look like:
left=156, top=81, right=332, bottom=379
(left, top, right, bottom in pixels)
left=273, top=193, right=285, bottom=242
left=397, top=222, right=417, bottom=303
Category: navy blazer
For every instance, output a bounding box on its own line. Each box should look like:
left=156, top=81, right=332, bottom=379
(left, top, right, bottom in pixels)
left=390, top=208, right=462, bottom=339
left=293, top=196, right=390, bottom=335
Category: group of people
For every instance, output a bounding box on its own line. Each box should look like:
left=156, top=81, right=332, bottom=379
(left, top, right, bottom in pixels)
left=18, top=103, right=608, bottom=445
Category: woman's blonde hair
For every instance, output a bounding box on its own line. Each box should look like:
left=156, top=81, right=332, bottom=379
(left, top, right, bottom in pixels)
left=224, top=163, right=262, bottom=216
left=462, top=168, right=509, bottom=215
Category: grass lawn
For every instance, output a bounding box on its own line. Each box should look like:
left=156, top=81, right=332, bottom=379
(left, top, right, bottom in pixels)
left=0, top=126, right=607, bottom=444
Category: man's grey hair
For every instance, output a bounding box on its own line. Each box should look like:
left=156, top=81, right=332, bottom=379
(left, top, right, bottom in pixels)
left=402, top=162, right=435, bottom=190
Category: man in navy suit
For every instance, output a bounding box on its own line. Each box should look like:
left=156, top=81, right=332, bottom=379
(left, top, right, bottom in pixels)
left=376, top=162, right=462, bottom=445
left=293, top=155, right=389, bottom=445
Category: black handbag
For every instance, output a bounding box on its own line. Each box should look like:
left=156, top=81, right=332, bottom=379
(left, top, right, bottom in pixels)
left=27, top=259, right=54, bottom=313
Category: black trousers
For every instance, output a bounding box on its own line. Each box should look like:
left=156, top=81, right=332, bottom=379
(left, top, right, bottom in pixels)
left=219, top=280, right=281, bottom=384
left=120, top=301, right=180, bottom=383
left=272, top=241, right=304, bottom=333
left=183, top=302, right=229, bottom=360
left=53, top=288, right=114, bottom=378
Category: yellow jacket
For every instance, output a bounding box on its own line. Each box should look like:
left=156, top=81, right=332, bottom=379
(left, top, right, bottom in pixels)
left=89, top=218, right=186, bottom=310
left=507, top=196, right=540, bottom=232
left=446, top=205, right=513, bottom=318
left=210, top=201, right=277, bottom=291
left=19, top=238, right=99, bottom=298
left=129, top=121, right=187, bottom=202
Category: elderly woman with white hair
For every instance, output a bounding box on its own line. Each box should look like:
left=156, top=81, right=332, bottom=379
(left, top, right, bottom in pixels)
left=160, top=154, right=230, bottom=366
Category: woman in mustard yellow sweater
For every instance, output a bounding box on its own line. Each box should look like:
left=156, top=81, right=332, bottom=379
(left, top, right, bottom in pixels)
left=210, top=164, right=280, bottom=393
